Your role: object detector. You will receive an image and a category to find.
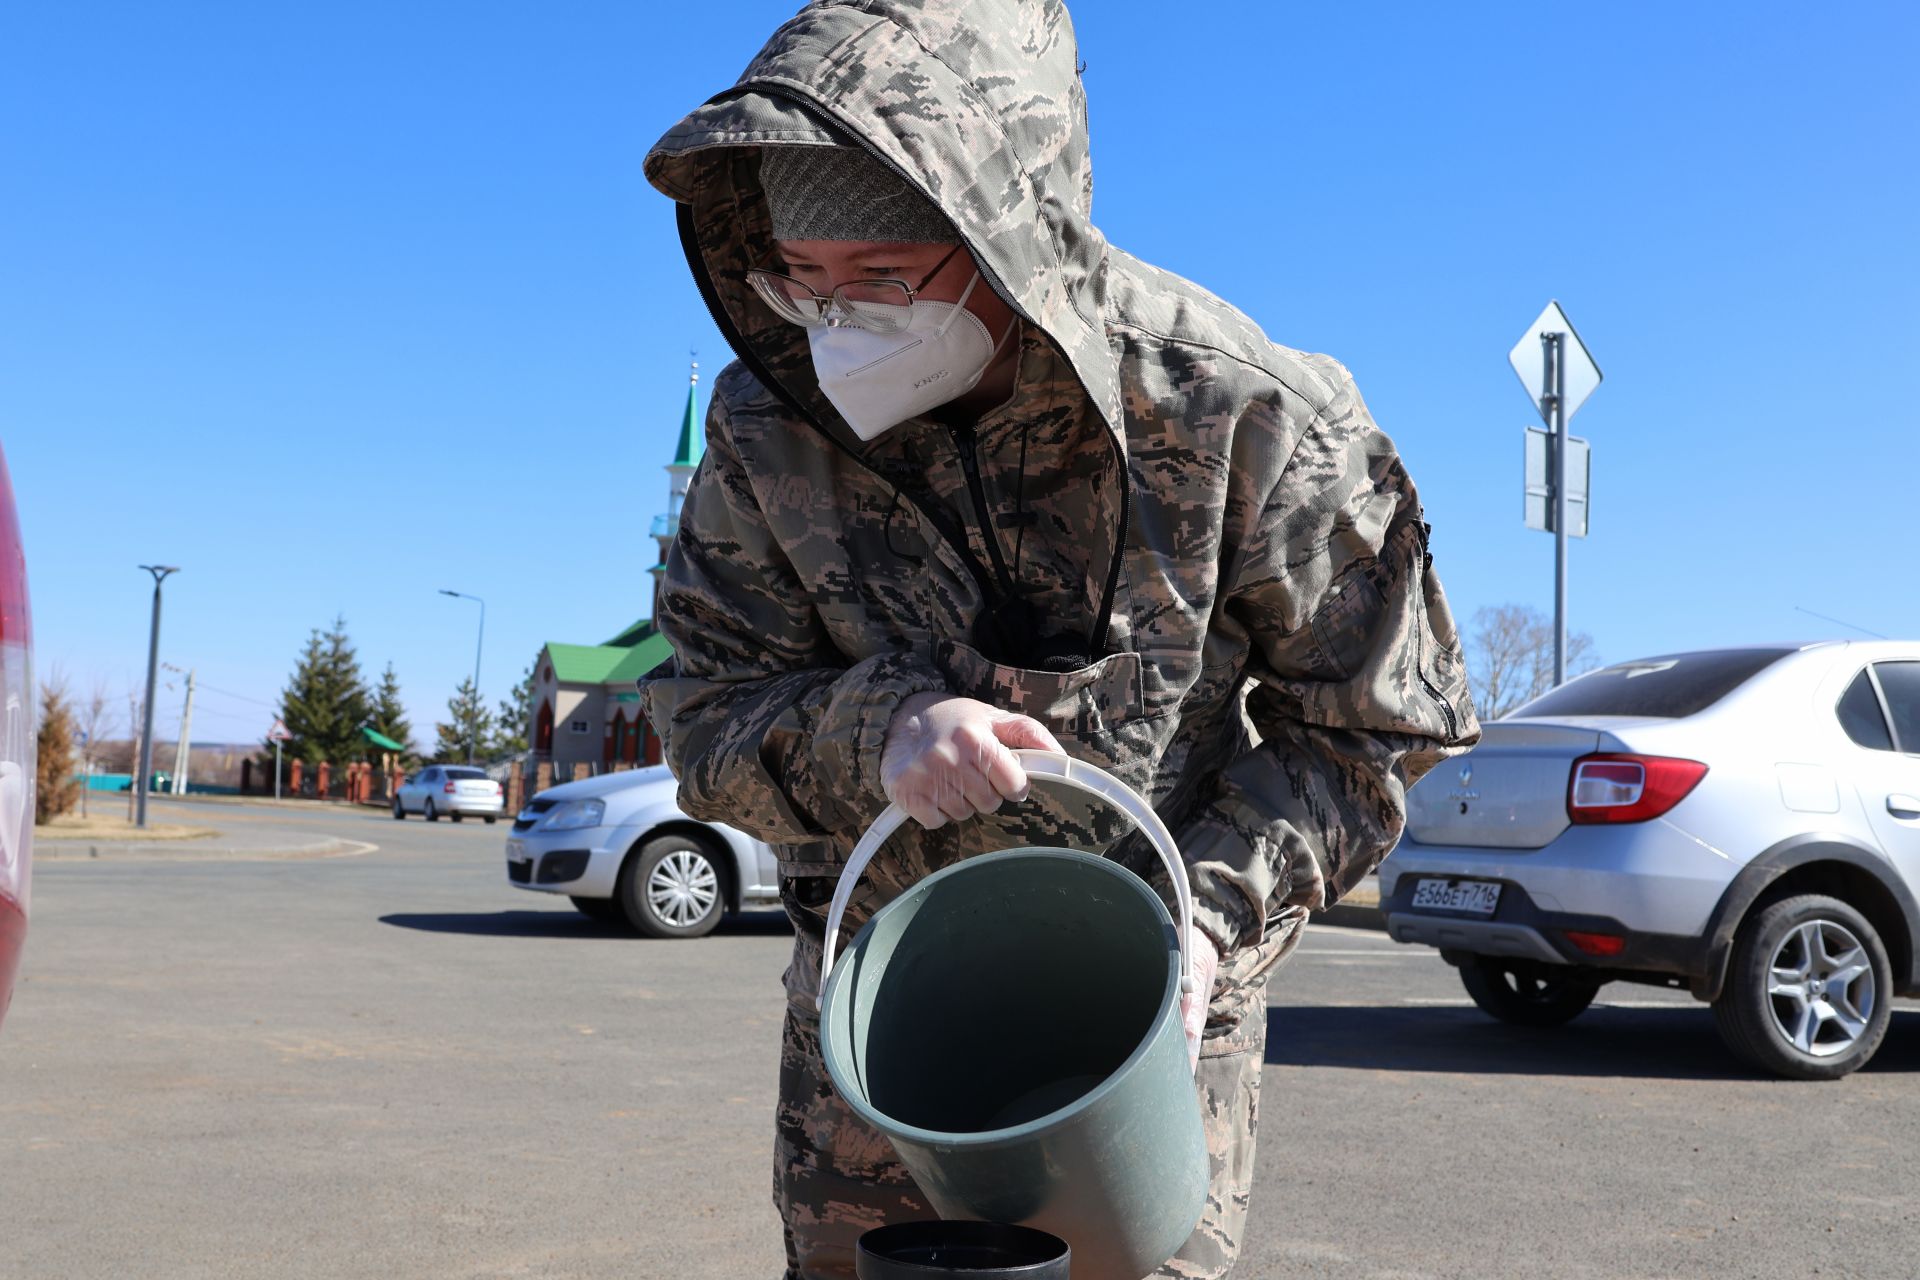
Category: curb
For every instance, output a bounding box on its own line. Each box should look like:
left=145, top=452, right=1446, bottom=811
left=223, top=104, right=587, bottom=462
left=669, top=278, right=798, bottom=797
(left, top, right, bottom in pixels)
left=1314, top=877, right=1386, bottom=932
left=33, top=836, right=378, bottom=863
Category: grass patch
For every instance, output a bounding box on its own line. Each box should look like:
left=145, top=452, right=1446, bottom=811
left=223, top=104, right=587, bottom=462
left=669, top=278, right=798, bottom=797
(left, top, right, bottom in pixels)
left=33, top=813, right=219, bottom=842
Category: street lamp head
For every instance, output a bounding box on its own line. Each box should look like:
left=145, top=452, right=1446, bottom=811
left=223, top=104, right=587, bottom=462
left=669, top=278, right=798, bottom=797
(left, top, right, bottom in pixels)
left=439, top=589, right=459, bottom=597
left=139, top=564, right=180, bottom=580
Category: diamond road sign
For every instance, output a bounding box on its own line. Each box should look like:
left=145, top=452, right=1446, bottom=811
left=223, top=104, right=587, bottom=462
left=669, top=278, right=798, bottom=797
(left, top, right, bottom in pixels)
left=1509, top=300, right=1602, bottom=424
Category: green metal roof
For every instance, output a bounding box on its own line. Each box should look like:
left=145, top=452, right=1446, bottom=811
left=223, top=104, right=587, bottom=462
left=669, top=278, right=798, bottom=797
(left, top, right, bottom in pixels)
left=601, top=616, right=657, bottom=649
left=545, top=642, right=634, bottom=684
left=360, top=726, right=407, bottom=752
left=544, top=631, right=674, bottom=687
left=672, top=373, right=704, bottom=469
left=608, top=631, right=673, bottom=684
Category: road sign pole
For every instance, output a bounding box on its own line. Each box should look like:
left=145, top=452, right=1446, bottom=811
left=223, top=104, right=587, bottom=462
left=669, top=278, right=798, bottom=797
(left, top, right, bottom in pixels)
left=275, top=739, right=282, bottom=801
left=1544, top=331, right=1569, bottom=687
left=1511, top=301, right=1601, bottom=690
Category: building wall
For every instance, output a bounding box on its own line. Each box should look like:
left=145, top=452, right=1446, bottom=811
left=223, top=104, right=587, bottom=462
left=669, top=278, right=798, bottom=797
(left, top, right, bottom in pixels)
left=549, top=684, right=600, bottom=773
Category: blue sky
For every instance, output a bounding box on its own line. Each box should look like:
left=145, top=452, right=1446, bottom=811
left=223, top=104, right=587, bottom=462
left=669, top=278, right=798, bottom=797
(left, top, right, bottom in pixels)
left=6, top=1, right=1916, bottom=750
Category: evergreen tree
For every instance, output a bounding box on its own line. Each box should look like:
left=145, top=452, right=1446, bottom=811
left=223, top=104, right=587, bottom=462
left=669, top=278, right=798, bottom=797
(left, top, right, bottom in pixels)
left=35, top=680, right=80, bottom=824
left=269, top=615, right=373, bottom=768
left=489, top=662, right=533, bottom=758
left=433, top=678, right=495, bottom=764
left=367, top=663, right=415, bottom=762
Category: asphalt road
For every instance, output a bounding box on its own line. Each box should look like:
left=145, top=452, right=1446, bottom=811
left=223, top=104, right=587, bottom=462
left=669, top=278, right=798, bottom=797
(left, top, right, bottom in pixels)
left=5, top=798, right=1918, bottom=1279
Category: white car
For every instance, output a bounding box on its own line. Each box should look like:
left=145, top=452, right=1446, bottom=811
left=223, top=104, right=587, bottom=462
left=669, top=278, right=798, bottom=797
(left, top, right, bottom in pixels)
left=393, top=764, right=504, bottom=823
left=1383, top=642, right=1920, bottom=1079
left=504, top=764, right=780, bottom=938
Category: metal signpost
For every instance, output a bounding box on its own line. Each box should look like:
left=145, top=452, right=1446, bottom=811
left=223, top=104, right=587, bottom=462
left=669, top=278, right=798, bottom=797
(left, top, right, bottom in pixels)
left=1509, top=301, right=1602, bottom=687
left=269, top=719, right=291, bottom=800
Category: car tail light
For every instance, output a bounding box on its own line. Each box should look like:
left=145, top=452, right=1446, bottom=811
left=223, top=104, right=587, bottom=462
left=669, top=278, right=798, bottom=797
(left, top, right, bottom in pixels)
left=0, top=443, right=32, bottom=1033
left=1565, top=930, right=1626, bottom=957
left=444, top=781, right=456, bottom=794
left=1567, top=753, right=1708, bottom=824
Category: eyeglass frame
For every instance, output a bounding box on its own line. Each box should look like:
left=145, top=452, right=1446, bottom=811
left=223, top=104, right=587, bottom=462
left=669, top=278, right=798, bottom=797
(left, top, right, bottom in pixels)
left=744, top=243, right=967, bottom=333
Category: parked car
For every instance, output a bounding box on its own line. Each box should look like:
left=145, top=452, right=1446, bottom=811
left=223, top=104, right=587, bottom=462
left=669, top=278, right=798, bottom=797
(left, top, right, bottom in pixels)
left=0, top=442, right=30, bottom=1033
left=504, top=764, right=779, bottom=938
left=1382, top=642, right=1920, bottom=1080
left=393, top=764, right=503, bottom=823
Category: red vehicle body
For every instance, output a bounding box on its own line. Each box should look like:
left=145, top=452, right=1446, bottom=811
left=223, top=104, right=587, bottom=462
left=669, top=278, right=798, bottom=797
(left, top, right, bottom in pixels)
left=0, top=443, right=32, bottom=1029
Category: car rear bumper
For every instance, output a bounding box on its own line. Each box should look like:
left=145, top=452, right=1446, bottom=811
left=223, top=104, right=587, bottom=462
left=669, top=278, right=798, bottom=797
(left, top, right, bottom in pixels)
left=1382, top=876, right=1709, bottom=985
left=446, top=795, right=504, bottom=815
left=1382, top=817, right=1738, bottom=940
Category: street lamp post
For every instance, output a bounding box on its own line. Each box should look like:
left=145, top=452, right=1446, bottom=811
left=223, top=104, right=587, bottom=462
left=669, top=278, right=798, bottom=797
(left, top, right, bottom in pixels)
left=439, top=589, right=485, bottom=764
left=135, top=565, right=179, bottom=827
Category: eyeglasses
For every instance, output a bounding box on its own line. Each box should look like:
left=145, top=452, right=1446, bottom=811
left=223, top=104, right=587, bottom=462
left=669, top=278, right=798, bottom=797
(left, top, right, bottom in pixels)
left=745, top=244, right=964, bottom=334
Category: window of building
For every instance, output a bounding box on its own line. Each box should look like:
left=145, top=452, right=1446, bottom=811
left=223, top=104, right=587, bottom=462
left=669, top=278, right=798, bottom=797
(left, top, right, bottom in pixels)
left=570, top=719, right=589, bottom=734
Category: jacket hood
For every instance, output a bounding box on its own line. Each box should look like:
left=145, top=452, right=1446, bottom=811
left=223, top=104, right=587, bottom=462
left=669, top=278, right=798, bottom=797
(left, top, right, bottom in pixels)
left=644, top=0, right=1118, bottom=443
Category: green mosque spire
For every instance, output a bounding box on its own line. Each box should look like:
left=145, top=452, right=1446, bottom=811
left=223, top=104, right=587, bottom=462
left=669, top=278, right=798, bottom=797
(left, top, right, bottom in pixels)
left=673, top=356, right=703, bottom=468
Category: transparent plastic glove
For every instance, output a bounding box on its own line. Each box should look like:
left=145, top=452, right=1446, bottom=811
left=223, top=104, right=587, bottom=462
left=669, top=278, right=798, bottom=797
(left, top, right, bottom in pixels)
left=880, top=693, right=1063, bottom=830
left=1180, top=925, right=1221, bottom=1073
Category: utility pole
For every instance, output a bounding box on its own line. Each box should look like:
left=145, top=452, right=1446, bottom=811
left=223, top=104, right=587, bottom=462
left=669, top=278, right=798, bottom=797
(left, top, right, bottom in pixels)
left=165, top=665, right=196, bottom=795
left=135, top=565, right=179, bottom=828
left=439, top=590, right=486, bottom=764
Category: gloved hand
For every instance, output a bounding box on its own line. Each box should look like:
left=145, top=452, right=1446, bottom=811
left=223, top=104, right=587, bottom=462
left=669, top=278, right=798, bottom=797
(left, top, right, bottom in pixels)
left=1180, top=924, right=1221, bottom=1073
left=880, top=692, right=1063, bottom=830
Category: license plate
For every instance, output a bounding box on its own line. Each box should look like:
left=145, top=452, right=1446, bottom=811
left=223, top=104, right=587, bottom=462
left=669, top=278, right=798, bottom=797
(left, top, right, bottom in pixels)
left=505, top=839, right=527, bottom=863
left=1410, top=878, right=1502, bottom=915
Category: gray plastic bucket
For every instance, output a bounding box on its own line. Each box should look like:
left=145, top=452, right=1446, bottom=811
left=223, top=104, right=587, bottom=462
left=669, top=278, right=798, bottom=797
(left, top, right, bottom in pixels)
left=818, top=752, right=1207, bottom=1279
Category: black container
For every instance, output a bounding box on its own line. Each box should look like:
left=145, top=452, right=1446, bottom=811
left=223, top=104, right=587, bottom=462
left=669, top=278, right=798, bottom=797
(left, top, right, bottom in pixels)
left=855, top=1221, right=1071, bottom=1278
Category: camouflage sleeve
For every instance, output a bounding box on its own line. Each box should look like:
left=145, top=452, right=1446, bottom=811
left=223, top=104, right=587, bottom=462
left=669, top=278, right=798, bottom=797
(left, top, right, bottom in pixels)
left=639, top=391, right=948, bottom=842
left=1179, top=363, right=1480, bottom=951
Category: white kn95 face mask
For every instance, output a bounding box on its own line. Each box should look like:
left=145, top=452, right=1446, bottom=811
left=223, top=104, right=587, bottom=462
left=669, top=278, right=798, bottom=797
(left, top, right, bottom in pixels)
left=806, top=272, right=1010, bottom=441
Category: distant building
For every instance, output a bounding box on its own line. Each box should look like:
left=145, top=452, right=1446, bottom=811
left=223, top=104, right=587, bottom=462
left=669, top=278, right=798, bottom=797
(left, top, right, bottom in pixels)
left=525, top=364, right=702, bottom=781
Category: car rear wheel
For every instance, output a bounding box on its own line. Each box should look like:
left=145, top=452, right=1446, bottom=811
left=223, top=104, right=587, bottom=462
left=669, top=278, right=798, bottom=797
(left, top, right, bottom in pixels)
left=483, top=815, right=497, bottom=824
left=618, top=835, right=725, bottom=939
left=1712, top=894, right=1891, bottom=1080
left=424, top=799, right=438, bottom=822
left=451, top=811, right=464, bottom=823
left=569, top=895, right=621, bottom=923
left=1458, top=956, right=1599, bottom=1027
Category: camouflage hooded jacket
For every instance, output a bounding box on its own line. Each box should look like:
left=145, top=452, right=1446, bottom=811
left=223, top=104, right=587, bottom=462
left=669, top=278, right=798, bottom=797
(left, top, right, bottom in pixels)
left=640, top=0, right=1479, bottom=968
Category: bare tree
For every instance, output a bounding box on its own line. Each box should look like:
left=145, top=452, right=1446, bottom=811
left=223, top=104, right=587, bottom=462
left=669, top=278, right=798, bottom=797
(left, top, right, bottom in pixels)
left=73, top=677, right=116, bottom=819
left=1466, top=604, right=1599, bottom=720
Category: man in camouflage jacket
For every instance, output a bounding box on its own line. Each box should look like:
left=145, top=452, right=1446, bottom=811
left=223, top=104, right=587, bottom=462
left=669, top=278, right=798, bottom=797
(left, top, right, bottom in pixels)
left=639, top=1, right=1479, bottom=1275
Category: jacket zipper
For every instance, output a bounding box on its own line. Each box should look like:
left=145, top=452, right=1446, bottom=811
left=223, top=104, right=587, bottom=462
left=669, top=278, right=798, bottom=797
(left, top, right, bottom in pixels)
left=948, top=423, right=1018, bottom=598
left=1418, top=667, right=1459, bottom=741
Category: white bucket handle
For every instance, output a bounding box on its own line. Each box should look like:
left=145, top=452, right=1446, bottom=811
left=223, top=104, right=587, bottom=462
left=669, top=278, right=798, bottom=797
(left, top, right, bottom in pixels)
left=816, top=750, right=1194, bottom=1013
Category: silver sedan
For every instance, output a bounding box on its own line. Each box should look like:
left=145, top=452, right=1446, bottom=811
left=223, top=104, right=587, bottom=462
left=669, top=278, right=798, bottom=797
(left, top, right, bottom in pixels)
left=1383, top=641, right=1920, bottom=1079
left=394, top=764, right=504, bottom=823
